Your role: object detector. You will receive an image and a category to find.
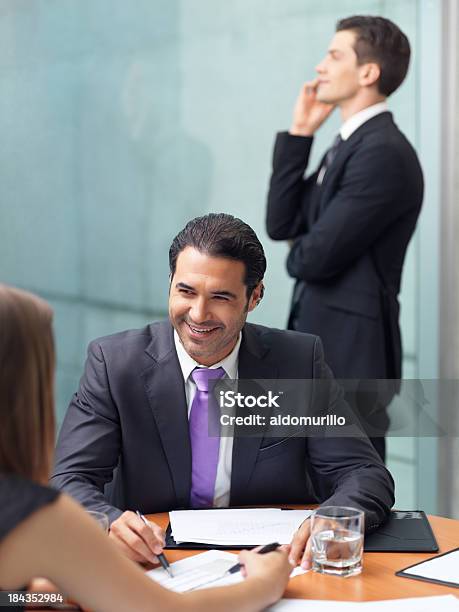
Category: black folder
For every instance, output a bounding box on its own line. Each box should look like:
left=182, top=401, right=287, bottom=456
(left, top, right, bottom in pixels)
left=364, top=510, right=438, bottom=552
left=165, top=510, right=438, bottom=553
left=396, top=547, right=459, bottom=588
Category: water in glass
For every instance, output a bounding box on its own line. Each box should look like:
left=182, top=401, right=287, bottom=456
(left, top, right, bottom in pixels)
left=312, top=528, right=363, bottom=576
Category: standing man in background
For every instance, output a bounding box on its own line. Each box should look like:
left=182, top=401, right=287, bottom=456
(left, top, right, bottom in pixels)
left=266, top=16, right=424, bottom=461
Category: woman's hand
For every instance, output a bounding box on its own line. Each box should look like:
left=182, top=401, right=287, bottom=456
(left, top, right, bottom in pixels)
left=238, top=546, right=293, bottom=604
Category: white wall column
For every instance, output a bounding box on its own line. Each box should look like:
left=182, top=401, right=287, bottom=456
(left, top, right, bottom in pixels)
left=438, top=0, right=459, bottom=519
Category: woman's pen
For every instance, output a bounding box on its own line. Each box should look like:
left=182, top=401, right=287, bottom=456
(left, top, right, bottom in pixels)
left=136, top=510, right=174, bottom=577
left=227, top=542, right=281, bottom=574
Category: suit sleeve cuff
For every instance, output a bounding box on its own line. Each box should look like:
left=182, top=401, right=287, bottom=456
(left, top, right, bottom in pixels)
left=273, top=131, right=314, bottom=167
left=318, top=496, right=383, bottom=534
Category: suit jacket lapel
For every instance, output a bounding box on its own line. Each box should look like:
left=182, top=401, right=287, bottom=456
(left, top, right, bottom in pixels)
left=317, top=136, right=360, bottom=208
left=141, top=322, right=191, bottom=508
left=230, top=325, right=279, bottom=504
left=316, top=112, right=394, bottom=214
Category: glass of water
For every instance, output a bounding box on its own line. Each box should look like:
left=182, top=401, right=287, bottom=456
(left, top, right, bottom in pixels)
left=87, top=510, right=109, bottom=533
left=311, top=506, right=364, bottom=577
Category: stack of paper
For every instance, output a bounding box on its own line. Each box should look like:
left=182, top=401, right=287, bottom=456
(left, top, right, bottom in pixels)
left=147, top=550, right=241, bottom=592
left=169, top=508, right=313, bottom=545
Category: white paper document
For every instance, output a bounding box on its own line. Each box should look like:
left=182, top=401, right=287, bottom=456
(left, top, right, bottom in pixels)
left=400, top=548, right=459, bottom=586
left=268, top=595, right=459, bottom=611
left=147, top=550, right=307, bottom=593
left=147, top=550, right=241, bottom=592
left=169, top=508, right=313, bottom=545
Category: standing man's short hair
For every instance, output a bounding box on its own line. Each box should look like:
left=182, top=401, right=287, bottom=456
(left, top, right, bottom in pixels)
left=337, top=15, right=410, bottom=96
left=169, top=213, right=266, bottom=300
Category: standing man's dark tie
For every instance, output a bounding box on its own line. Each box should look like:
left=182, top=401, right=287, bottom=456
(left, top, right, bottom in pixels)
left=316, top=134, right=343, bottom=185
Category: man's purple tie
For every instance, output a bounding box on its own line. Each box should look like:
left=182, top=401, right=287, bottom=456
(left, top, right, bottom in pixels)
left=189, top=367, right=225, bottom=508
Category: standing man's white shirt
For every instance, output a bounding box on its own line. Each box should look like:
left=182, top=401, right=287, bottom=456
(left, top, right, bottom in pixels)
left=339, top=101, right=388, bottom=140
left=174, top=330, right=240, bottom=507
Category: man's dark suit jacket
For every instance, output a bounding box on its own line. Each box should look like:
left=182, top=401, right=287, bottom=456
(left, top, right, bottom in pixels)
left=266, top=112, right=423, bottom=380
left=51, top=320, right=394, bottom=530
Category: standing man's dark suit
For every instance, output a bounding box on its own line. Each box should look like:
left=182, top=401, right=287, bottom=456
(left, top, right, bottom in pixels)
left=51, top=320, right=394, bottom=530
left=266, top=112, right=423, bottom=456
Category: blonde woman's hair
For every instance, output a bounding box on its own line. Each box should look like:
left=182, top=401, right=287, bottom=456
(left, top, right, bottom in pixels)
left=0, top=284, right=55, bottom=483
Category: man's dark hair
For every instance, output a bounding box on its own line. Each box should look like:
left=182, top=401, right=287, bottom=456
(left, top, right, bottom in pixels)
left=169, top=213, right=266, bottom=300
left=337, top=15, right=410, bottom=96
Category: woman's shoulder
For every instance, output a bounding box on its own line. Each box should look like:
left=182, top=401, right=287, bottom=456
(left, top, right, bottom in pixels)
left=0, top=474, right=60, bottom=543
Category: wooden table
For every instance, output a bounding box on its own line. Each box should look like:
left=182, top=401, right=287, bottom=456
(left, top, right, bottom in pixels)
left=147, top=510, right=459, bottom=601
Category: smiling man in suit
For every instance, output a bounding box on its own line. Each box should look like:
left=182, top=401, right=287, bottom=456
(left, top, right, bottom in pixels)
left=266, top=16, right=424, bottom=462
left=52, top=213, right=394, bottom=570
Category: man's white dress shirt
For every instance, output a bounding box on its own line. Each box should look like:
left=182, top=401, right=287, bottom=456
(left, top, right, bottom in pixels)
left=339, top=101, right=388, bottom=141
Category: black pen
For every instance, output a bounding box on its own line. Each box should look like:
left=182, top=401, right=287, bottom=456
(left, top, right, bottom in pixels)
left=227, top=542, right=281, bottom=574
left=136, top=511, right=174, bottom=578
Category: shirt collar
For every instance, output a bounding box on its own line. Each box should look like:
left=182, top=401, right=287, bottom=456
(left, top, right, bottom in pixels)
left=173, top=329, right=241, bottom=382
left=340, top=101, right=388, bottom=141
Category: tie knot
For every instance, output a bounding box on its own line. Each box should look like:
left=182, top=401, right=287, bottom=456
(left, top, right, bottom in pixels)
left=328, top=133, right=342, bottom=155
left=191, top=367, right=225, bottom=392
left=332, top=133, right=343, bottom=147
left=323, top=134, right=343, bottom=172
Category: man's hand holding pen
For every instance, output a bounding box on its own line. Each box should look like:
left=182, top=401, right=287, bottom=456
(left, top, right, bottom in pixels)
left=108, top=510, right=166, bottom=566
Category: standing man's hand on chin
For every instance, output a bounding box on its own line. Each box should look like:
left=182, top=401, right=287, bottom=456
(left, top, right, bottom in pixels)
left=289, top=79, right=335, bottom=136
left=109, top=510, right=165, bottom=565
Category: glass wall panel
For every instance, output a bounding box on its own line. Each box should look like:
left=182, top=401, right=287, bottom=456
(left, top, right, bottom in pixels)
left=0, top=0, right=439, bottom=510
